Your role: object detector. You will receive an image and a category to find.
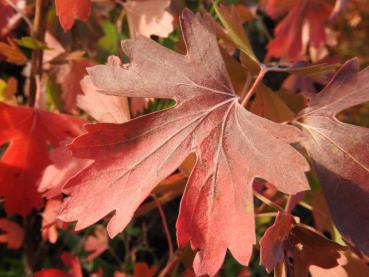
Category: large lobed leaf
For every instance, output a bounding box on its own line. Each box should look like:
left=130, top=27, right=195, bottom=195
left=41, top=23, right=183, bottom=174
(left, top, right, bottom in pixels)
left=59, top=10, right=309, bottom=276
left=295, top=58, right=369, bottom=255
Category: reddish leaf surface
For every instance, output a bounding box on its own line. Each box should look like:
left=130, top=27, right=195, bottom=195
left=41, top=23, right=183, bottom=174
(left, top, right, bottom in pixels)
left=131, top=263, right=156, bottom=277
left=55, top=0, right=91, bottom=32
left=78, top=76, right=130, bottom=123
left=266, top=0, right=332, bottom=60
left=35, top=252, right=83, bottom=277
left=0, top=218, right=24, bottom=249
left=38, top=142, right=91, bottom=199
left=0, top=103, right=83, bottom=215
left=0, top=0, right=15, bottom=36
left=59, top=10, right=309, bottom=276
left=57, top=58, right=95, bottom=112
left=41, top=198, right=65, bottom=243
left=296, top=59, right=369, bottom=255
left=84, top=225, right=109, bottom=261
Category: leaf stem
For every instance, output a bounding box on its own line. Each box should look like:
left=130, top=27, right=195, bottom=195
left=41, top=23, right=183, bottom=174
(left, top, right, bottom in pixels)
left=151, top=194, right=174, bottom=259
left=241, top=64, right=300, bottom=107
left=255, top=212, right=278, bottom=218
left=240, top=71, right=252, bottom=99
left=241, top=65, right=267, bottom=107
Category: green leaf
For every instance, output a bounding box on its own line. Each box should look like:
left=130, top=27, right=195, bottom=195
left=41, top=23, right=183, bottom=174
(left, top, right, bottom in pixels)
left=98, top=20, right=119, bottom=55
left=17, top=37, right=49, bottom=50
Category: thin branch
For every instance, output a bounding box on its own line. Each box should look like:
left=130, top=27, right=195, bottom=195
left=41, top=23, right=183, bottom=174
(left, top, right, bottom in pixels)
left=253, top=190, right=284, bottom=212
left=255, top=212, right=278, bottom=218
left=28, top=0, right=50, bottom=107
left=240, top=64, right=302, bottom=107
left=158, top=249, right=181, bottom=277
left=151, top=194, right=174, bottom=259
left=241, top=65, right=267, bottom=106
left=239, top=71, right=252, bottom=100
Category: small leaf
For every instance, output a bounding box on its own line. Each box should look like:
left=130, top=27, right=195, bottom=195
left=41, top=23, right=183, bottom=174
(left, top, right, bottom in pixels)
left=0, top=218, right=24, bottom=249
left=17, top=37, right=49, bottom=50
left=55, top=0, right=91, bottom=32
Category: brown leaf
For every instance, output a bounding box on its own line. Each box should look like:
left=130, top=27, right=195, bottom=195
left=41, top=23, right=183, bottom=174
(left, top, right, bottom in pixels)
left=284, top=225, right=346, bottom=276
left=309, top=250, right=369, bottom=276
left=259, top=212, right=296, bottom=273
left=250, top=84, right=295, bottom=123
left=0, top=38, right=27, bottom=65
left=260, top=213, right=347, bottom=276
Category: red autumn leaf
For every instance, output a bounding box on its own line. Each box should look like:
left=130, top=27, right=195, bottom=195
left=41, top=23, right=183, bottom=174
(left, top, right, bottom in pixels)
left=78, top=76, right=130, bottom=123
left=295, top=58, right=369, bottom=256
left=124, top=0, right=174, bottom=38
left=77, top=55, right=130, bottom=122
left=38, top=142, right=92, bottom=199
left=35, top=252, right=83, bottom=277
left=0, top=218, right=24, bottom=249
left=84, top=225, right=109, bottom=261
left=131, top=263, right=157, bottom=277
left=55, top=0, right=91, bottom=32
left=0, top=103, right=83, bottom=215
left=266, top=0, right=332, bottom=60
left=59, top=10, right=309, bottom=276
left=57, top=58, right=95, bottom=112
left=41, top=198, right=66, bottom=244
